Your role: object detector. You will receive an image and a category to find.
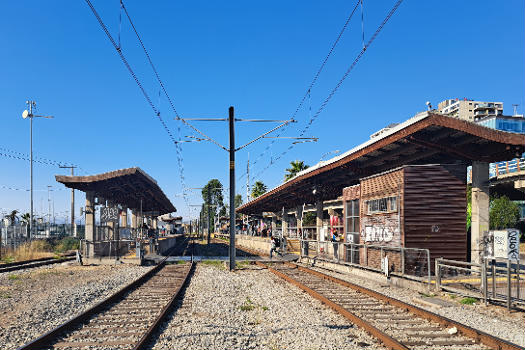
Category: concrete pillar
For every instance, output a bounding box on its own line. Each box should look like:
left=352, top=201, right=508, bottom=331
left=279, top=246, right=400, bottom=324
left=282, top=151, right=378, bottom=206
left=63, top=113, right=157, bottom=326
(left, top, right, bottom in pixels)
left=85, top=191, right=95, bottom=257
left=282, top=213, right=289, bottom=237
left=96, top=197, right=105, bottom=241
left=131, top=211, right=137, bottom=229
left=296, top=205, right=303, bottom=239
left=471, top=161, right=490, bottom=264
left=271, top=214, right=277, bottom=236
left=152, top=218, right=158, bottom=230
left=316, top=199, right=323, bottom=241
left=120, top=207, right=128, bottom=228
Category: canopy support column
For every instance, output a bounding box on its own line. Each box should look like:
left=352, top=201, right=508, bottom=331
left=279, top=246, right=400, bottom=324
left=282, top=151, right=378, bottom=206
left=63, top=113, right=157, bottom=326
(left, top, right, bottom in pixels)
left=471, top=161, right=489, bottom=264
left=85, top=191, right=95, bottom=258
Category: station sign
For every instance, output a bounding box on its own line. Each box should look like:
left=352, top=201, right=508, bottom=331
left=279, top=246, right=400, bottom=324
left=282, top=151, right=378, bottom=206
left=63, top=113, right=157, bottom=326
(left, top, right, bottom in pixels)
left=100, top=207, right=120, bottom=223
left=492, top=229, right=520, bottom=261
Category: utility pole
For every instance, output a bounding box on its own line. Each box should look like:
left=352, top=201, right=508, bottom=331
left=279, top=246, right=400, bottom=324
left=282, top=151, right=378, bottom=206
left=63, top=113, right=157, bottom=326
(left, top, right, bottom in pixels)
left=246, top=152, right=250, bottom=202
left=228, top=106, right=236, bottom=270
left=47, top=185, right=52, bottom=225
left=207, top=189, right=212, bottom=245
left=59, top=166, right=77, bottom=235
left=22, top=100, right=53, bottom=239
left=28, top=101, right=35, bottom=239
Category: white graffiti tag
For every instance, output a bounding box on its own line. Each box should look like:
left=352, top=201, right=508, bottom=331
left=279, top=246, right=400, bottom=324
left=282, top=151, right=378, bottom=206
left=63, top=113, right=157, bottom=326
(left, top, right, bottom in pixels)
left=362, top=225, right=397, bottom=243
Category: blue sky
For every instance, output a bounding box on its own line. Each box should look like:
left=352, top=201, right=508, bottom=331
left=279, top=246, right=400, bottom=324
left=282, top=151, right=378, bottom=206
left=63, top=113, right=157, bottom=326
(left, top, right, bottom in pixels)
left=1, top=0, right=524, bottom=222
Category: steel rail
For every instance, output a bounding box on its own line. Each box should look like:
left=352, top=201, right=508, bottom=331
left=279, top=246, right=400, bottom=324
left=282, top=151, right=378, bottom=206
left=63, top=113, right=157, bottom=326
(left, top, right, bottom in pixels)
left=0, top=255, right=76, bottom=273
left=256, top=261, right=409, bottom=350
left=132, top=262, right=195, bottom=350
left=16, top=244, right=193, bottom=350
left=278, top=261, right=525, bottom=350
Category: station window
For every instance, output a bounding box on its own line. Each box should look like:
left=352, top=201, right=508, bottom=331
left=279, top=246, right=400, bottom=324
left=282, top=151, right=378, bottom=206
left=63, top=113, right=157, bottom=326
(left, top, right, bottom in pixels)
left=367, top=196, right=397, bottom=214
left=345, top=200, right=360, bottom=234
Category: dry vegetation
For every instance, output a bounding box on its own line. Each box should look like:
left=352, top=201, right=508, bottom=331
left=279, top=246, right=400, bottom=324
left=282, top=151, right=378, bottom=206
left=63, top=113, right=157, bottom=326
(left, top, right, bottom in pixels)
left=0, top=238, right=79, bottom=264
left=0, top=241, right=55, bottom=263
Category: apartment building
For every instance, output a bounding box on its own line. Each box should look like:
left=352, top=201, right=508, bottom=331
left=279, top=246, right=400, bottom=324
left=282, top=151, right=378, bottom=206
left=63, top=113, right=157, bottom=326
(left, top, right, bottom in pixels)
left=438, top=98, right=503, bottom=121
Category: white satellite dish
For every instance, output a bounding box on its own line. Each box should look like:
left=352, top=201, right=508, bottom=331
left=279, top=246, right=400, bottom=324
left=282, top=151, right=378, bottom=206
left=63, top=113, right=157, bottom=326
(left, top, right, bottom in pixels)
left=22, top=110, right=29, bottom=119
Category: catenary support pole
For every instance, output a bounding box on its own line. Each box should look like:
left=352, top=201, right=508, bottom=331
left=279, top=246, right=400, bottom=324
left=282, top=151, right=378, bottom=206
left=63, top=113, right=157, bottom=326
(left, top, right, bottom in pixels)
left=29, top=104, right=33, bottom=239
left=207, top=188, right=211, bottom=245
left=70, top=168, right=75, bottom=233
left=229, top=106, right=236, bottom=271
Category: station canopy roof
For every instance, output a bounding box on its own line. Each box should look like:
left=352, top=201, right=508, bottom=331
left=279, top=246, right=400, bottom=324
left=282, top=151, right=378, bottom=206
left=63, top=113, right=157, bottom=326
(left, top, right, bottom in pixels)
left=238, top=113, right=525, bottom=214
left=158, top=214, right=183, bottom=223
left=56, top=167, right=176, bottom=214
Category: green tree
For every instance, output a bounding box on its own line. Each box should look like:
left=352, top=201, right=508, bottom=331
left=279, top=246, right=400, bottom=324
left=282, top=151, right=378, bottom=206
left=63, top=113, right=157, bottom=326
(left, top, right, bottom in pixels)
left=303, top=212, right=316, bottom=226
left=284, top=160, right=309, bottom=181
left=200, top=179, right=224, bottom=231
left=490, top=195, right=520, bottom=230
left=234, top=194, right=243, bottom=208
left=251, top=181, right=267, bottom=198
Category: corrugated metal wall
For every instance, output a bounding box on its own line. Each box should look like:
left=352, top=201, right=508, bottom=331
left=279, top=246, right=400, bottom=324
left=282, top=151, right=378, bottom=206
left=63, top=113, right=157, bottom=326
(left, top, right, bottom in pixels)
left=403, top=164, right=467, bottom=263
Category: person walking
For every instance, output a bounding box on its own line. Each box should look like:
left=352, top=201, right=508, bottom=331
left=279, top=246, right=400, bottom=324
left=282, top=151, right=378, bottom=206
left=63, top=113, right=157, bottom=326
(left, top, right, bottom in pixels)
left=270, top=233, right=280, bottom=259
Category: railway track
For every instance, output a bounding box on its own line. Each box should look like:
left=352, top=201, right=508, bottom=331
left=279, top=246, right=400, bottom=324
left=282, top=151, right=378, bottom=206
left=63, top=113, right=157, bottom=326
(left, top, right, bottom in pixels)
left=258, top=261, right=524, bottom=350
left=17, top=259, right=194, bottom=350
left=0, top=255, right=76, bottom=273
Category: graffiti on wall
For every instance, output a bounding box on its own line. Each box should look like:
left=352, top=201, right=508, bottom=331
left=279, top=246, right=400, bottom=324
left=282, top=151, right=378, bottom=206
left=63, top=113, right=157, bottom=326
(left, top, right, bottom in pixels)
left=360, top=213, right=400, bottom=246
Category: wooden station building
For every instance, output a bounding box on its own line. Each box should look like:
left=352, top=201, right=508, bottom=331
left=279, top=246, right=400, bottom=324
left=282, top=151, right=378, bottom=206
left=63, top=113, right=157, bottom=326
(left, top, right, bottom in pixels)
left=237, top=113, right=524, bottom=269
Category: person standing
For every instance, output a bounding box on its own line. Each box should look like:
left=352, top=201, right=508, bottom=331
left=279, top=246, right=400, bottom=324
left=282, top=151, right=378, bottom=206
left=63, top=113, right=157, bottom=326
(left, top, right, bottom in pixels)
left=332, top=229, right=339, bottom=260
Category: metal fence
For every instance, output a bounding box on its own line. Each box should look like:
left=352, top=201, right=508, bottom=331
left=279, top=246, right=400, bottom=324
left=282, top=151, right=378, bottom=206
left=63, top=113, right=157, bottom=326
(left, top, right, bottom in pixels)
left=80, top=239, right=135, bottom=259
left=435, top=257, right=524, bottom=309
left=300, top=239, right=431, bottom=284
left=1, top=223, right=84, bottom=260
left=0, top=224, right=28, bottom=251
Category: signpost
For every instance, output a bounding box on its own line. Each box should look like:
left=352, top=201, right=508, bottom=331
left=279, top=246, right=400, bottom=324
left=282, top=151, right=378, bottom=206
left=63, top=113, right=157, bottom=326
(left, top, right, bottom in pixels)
left=492, top=229, right=520, bottom=261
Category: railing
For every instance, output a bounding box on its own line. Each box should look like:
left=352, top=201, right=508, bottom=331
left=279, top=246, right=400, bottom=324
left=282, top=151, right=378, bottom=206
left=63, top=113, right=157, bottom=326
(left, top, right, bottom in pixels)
left=299, top=239, right=431, bottom=285
left=435, top=257, right=524, bottom=309
left=491, top=158, right=525, bottom=177
left=467, top=157, right=525, bottom=182
left=80, top=239, right=135, bottom=259
left=286, top=225, right=343, bottom=240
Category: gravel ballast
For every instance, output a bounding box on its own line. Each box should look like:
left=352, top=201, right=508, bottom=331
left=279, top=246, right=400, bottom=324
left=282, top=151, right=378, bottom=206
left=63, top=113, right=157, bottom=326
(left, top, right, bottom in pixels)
left=150, top=263, right=386, bottom=350
left=0, top=263, right=151, bottom=350
left=304, top=262, right=525, bottom=347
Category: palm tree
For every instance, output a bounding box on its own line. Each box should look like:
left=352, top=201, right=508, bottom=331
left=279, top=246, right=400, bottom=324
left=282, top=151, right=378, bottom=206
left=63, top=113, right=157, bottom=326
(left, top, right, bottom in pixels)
left=20, top=212, right=31, bottom=226
left=4, top=210, right=19, bottom=226
left=251, top=181, right=268, bottom=198
left=284, top=160, right=309, bottom=181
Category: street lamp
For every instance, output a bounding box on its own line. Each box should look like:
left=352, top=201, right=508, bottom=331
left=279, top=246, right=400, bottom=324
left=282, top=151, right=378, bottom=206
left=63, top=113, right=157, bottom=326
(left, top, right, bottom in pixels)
left=22, top=100, right=53, bottom=239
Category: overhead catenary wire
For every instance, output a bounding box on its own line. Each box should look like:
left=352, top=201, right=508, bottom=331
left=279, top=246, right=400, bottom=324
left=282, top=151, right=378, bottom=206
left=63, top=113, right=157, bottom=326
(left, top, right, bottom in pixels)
left=122, top=1, right=227, bottom=155
left=84, top=0, right=191, bottom=211
left=239, top=0, right=362, bottom=182
left=251, top=0, right=404, bottom=184
left=0, top=184, right=66, bottom=192
left=0, top=147, right=77, bottom=168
